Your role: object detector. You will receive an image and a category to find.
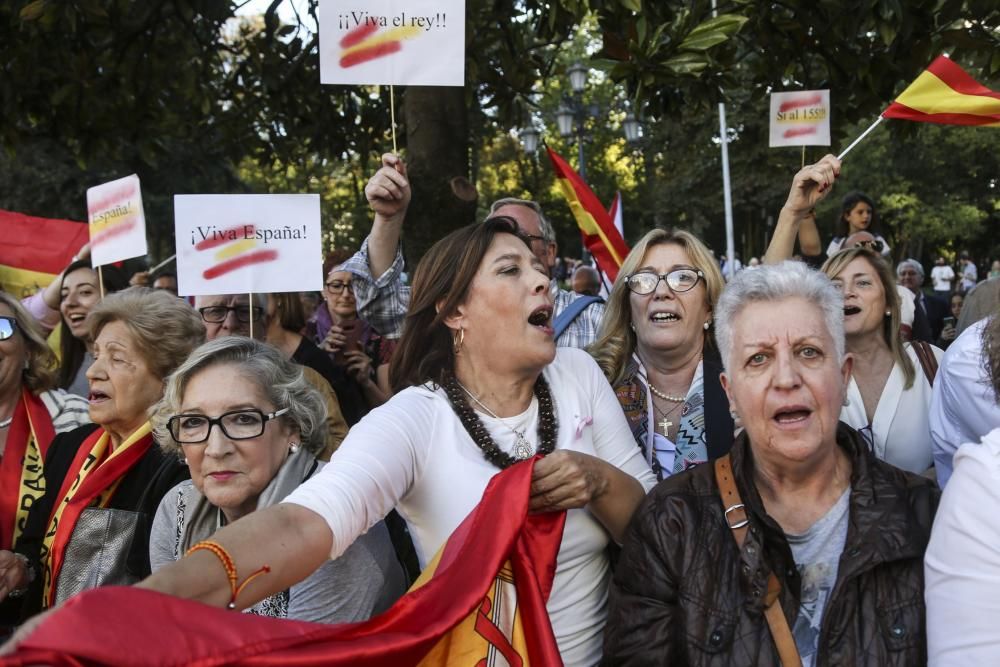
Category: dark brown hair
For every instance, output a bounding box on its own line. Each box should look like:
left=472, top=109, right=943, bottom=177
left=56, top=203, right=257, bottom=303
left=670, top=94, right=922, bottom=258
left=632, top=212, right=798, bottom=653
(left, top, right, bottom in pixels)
left=57, top=260, right=127, bottom=389
left=389, top=217, right=527, bottom=392
left=271, top=292, right=307, bottom=333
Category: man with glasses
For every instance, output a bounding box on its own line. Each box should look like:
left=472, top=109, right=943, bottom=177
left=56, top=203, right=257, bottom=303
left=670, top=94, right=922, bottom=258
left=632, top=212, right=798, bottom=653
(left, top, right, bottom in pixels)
left=338, top=153, right=606, bottom=349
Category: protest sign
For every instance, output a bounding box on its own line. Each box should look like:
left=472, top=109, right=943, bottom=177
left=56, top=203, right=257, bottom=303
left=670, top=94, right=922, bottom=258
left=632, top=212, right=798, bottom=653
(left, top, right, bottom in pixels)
left=320, top=0, right=465, bottom=86
left=769, top=90, right=831, bottom=147
left=173, top=194, right=322, bottom=297
left=87, top=174, right=148, bottom=267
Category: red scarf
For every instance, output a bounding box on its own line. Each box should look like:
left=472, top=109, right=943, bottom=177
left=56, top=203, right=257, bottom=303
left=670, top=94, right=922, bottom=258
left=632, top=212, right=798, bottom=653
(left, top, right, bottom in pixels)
left=8, top=457, right=567, bottom=666
left=38, top=423, right=154, bottom=607
left=0, top=389, right=55, bottom=551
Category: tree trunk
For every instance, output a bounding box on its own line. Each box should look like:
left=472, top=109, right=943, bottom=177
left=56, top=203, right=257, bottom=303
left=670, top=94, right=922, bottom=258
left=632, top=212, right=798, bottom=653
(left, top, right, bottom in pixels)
left=402, top=86, right=478, bottom=266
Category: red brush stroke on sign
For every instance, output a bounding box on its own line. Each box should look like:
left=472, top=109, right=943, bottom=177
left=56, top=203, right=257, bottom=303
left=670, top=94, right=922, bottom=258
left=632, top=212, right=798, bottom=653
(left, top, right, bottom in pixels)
left=783, top=127, right=819, bottom=138
left=340, top=23, right=379, bottom=48
left=90, top=219, right=137, bottom=247
left=340, top=41, right=402, bottom=68
left=88, top=182, right=138, bottom=217
left=203, top=249, right=278, bottom=280
left=194, top=225, right=256, bottom=251
left=778, top=94, right=823, bottom=113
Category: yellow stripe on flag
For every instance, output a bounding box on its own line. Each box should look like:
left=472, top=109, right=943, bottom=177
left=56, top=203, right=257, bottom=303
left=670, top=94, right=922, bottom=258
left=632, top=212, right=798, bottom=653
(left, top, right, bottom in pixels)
left=214, top=239, right=256, bottom=262
left=556, top=177, right=626, bottom=265
left=0, top=265, right=58, bottom=300
left=897, top=70, right=1000, bottom=117
left=340, top=26, right=423, bottom=58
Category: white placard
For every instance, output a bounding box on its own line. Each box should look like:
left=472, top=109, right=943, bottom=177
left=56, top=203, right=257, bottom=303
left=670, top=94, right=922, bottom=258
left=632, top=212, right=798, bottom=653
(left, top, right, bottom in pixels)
left=769, top=90, right=831, bottom=147
left=320, top=0, right=465, bottom=86
left=174, top=194, right=323, bottom=297
left=87, top=174, right=148, bottom=267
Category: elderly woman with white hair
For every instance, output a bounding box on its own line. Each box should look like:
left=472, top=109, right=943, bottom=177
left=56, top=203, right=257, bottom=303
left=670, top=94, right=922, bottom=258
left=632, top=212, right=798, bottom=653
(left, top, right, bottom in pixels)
left=603, top=261, right=939, bottom=666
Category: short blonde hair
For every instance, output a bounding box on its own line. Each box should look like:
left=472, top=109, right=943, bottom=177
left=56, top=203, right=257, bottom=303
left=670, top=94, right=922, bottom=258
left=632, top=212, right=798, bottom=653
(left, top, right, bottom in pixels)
left=590, top=229, right=724, bottom=386
left=0, top=291, right=58, bottom=392
left=822, top=248, right=916, bottom=389
left=88, top=287, right=206, bottom=380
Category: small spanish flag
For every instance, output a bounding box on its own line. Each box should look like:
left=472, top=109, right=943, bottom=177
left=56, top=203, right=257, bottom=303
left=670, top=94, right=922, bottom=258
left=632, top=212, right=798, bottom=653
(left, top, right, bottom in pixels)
left=883, top=55, right=1000, bottom=126
left=0, top=209, right=87, bottom=300
left=547, top=147, right=630, bottom=283
left=5, top=459, right=566, bottom=667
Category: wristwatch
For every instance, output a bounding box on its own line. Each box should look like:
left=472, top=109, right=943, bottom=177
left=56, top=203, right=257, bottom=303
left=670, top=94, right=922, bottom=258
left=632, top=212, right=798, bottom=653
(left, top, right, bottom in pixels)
left=6, top=553, right=36, bottom=598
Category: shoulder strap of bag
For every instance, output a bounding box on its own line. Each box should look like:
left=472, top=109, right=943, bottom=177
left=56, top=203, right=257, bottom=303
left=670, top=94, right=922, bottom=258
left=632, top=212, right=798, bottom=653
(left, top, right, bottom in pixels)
left=714, top=455, right=803, bottom=667
left=910, top=340, right=939, bottom=386
left=552, top=295, right=603, bottom=340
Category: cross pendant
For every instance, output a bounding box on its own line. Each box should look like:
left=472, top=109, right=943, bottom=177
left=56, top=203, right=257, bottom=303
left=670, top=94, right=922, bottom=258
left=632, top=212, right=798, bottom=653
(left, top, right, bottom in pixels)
left=659, top=418, right=672, bottom=434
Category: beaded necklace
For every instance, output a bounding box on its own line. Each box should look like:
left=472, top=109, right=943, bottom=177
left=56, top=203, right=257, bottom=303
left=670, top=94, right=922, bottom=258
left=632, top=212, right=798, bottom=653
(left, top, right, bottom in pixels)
left=442, top=372, right=558, bottom=470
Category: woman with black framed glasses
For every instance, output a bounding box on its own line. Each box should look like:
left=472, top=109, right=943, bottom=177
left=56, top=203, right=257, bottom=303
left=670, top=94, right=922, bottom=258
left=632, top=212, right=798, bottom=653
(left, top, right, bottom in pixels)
left=148, top=337, right=404, bottom=624
left=590, top=229, right=734, bottom=481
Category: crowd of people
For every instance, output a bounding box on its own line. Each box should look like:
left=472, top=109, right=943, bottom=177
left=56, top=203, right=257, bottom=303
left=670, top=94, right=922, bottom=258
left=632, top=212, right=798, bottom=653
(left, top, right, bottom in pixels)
left=0, top=151, right=997, bottom=666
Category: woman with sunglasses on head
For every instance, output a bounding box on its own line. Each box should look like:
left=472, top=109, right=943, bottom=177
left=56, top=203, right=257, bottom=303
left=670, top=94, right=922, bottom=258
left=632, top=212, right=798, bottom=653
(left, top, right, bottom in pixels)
left=590, top=230, right=733, bottom=481
left=826, top=191, right=891, bottom=259
left=0, top=294, right=92, bottom=638
left=149, top=337, right=405, bottom=624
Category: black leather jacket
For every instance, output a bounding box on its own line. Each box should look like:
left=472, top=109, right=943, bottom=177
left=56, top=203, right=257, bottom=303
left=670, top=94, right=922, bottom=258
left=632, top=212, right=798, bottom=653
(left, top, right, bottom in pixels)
left=603, top=423, right=939, bottom=666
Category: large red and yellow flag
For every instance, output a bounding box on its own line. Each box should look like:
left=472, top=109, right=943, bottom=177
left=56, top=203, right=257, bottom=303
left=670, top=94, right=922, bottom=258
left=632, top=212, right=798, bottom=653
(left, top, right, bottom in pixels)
left=4, top=458, right=566, bottom=667
left=547, top=147, right=630, bottom=282
left=0, top=209, right=88, bottom=299
left=882, top=55, right=1000, bottom=126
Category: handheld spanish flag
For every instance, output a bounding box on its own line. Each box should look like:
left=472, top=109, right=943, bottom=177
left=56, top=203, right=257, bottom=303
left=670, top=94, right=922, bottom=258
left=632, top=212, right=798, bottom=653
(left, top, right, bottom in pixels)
left=547, top=147, right=630, bottom=283
left=839, top=55, right=999, bottom=159
left=0, top=209, right=87, bottom=300
left=4, top=458, right=566, bottom=667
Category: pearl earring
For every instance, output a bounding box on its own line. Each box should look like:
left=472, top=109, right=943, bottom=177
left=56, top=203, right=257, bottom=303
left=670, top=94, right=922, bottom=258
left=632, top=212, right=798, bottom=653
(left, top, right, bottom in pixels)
left=289, top=442, right=300, bottom=454
left=703, top=321, right=710, bottom=330
left=885, top=310, right=891, bottom=317
left=630, top=322, right=636, bottom=332
left=182, top=457, right=188, bottom=465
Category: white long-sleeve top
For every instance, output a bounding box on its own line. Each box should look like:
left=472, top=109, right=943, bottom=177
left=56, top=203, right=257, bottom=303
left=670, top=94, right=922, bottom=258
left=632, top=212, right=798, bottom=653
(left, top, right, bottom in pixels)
left=284, top=348, right=656, bottom=666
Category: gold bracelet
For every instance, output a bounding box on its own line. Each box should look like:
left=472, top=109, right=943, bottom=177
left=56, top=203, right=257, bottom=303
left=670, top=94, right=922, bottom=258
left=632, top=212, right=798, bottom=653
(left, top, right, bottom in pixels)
left=186, top=540, right=271, bottom=610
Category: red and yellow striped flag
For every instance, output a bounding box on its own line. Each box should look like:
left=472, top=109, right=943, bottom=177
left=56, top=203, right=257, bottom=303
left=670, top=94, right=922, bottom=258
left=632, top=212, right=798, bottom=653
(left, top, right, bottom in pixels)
left=882, top=55, right=1000, bottom=126
left=547, top=147, right=630, bottom=282
left=5, top=459, right=566, bottom=667
left=0, top=209, right=88, bottom=299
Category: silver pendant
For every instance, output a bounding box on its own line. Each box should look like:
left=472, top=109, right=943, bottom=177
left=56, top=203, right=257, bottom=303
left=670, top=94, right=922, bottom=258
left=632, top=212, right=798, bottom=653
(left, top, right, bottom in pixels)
left=512, top=432, right=534, bottom=460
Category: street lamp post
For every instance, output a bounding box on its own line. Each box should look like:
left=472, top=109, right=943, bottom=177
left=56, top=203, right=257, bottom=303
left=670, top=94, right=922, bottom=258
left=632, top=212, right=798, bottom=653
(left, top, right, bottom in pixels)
left=556, top=62, right=592, bottom=181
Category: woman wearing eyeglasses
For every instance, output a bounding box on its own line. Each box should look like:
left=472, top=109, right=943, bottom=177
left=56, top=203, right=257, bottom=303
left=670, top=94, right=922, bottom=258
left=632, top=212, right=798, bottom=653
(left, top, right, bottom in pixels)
left=0, top=294, right=93, bottom=635
left=590, top=230, right=733, bottom=481
left=0, top=288, right=203, bottom=622
left=148, top=337, right=405, bottom=623
left=306, top=252, right=393, bottom=420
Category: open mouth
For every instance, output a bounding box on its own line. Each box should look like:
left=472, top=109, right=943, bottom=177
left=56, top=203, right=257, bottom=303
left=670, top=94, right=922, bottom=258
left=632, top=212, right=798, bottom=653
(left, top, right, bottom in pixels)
left=528, top=306, right=553, bottom=328
left=89, top=390, right=110, bottom=403
left=843, top=306, right=862, bottom=316
left=650, top=312, right=680, bottom=323
left=66, top=313, right=86, bottom=326
left=772, top=406, right=812, bottom=425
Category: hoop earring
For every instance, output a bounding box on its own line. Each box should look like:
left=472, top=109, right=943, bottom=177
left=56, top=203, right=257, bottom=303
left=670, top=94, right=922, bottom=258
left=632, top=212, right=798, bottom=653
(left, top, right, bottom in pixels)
left=453, top=328, right=465, bottom=355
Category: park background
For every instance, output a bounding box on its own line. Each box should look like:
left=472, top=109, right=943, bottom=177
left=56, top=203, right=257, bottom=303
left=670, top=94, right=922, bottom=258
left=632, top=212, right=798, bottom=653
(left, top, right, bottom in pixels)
left=1, top=0, right=997, bottom=269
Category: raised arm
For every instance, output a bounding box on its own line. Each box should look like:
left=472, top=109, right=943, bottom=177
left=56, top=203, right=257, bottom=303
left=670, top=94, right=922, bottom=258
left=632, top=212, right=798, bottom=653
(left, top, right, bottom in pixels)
left=365, top=153, right=411, bottom=279
left=764, top=155, right=840, bottom=264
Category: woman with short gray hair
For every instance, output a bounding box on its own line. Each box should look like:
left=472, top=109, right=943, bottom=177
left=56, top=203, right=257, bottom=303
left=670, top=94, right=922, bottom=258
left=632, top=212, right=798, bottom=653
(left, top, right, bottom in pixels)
left=604, top=261, right=939, bottom=666
left=149, top=337, right=405, bottom=623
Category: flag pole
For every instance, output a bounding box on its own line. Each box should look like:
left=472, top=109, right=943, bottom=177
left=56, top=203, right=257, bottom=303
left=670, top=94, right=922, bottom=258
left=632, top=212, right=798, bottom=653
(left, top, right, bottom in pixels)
left=837, top=116, right=884, bottom=161
left=98, top=265, right=105, bottom=298
left=149, top=254, right=176, bottom=273
left=248, top=292, right=254, bottom=339
left=711, top=0, right=736, bottom=281
left=389, top=85, right=398, bottom=153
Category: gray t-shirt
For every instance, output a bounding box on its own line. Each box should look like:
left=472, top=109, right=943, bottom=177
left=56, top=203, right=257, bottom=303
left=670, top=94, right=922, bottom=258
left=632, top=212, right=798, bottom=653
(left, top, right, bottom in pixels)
left=785, top=487, right=851, bottom=667
left=150, top=479, right=407, bottom=624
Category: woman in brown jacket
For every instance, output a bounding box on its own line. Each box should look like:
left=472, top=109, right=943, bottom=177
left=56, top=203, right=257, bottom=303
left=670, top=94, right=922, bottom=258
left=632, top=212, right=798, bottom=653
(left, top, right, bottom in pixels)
left=603, top=260, right=938, bottom=666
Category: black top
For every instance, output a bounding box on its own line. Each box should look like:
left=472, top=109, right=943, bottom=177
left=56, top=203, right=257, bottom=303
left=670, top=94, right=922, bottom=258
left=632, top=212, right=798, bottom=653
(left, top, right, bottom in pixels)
left=3, top=424, right=188, bottom=624
left=293, top=336, right=367, bottom=426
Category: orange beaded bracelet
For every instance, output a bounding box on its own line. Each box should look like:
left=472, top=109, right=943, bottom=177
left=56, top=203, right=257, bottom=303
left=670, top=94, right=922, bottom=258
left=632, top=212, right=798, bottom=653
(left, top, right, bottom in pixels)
left=186, top=540, right=271, bottom=610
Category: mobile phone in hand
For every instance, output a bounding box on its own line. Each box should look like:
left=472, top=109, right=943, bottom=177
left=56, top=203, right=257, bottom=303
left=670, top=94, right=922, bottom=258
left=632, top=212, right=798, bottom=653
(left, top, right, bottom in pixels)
left=333, top=320, right=362, bottom=365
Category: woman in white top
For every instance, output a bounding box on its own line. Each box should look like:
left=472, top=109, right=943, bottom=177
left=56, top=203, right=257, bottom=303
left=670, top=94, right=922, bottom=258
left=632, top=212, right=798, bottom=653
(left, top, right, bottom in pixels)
left=115, top=216, right=654, bottom=666
left=823, top=247, right=942, bottom=473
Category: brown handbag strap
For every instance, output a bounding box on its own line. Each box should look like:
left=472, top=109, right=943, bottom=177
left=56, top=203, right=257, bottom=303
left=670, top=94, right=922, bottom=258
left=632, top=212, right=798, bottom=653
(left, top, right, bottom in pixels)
left=715, top=455, right=803, bottom=667
left=911, top=340, right=939, bottom=386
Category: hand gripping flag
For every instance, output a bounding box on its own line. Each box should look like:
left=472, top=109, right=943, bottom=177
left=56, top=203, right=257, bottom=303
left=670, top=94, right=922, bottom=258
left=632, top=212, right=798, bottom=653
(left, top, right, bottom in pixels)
left=882, top=55, right=1000, bottom=126
left=4, top=457, right=566, bottom=667
left=547, top=147, right=630, bottom=283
